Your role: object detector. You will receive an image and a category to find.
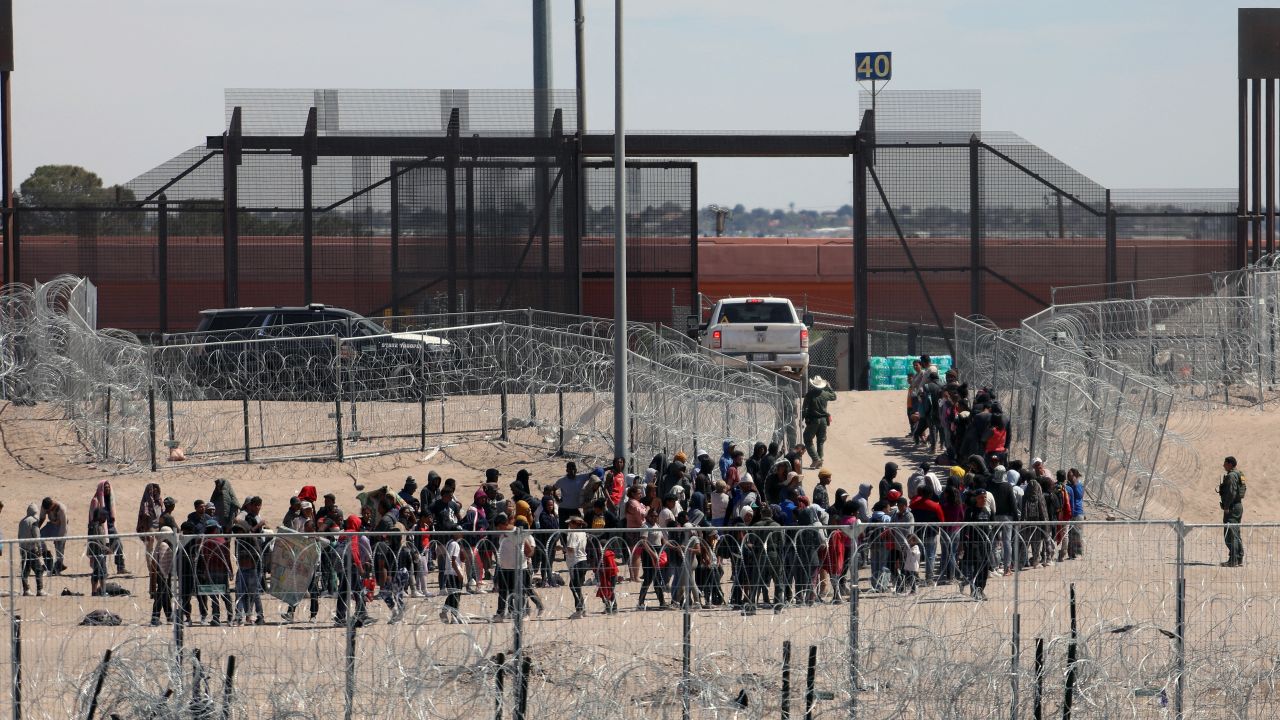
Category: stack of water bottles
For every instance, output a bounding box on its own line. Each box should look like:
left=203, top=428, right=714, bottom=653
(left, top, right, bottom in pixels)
left=869, top=355, right=952, bottom=391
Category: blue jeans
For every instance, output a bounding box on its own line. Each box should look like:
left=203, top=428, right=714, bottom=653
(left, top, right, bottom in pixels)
left=936, top=531, right=960, bottom=582
left=234, top=569, right=263, bottom=621
left=920, top=533, right=938, bottom=581
left=994, top=515, right=1014, bottom=570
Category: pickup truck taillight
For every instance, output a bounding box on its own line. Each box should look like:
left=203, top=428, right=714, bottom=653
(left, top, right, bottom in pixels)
left=712, top=329, right=722, bottom=349
left=801, top=328, right=809, bottom=350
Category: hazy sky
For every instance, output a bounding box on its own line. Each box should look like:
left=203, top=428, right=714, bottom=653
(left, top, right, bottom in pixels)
left=14, top=0, right=1260, bottom=209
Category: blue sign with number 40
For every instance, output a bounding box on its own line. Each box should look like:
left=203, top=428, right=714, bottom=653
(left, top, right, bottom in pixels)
left=855, top=52, right=892, bottom=81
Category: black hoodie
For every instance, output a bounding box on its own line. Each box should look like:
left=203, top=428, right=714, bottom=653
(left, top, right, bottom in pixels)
left=879, top=462, right=900, bottom=502
left=419, top=471, right=442, bottom=511
left=746, top=442, right=770, bottom=483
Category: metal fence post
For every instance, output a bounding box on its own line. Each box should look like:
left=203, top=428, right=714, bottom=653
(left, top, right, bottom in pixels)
left=848, top=546, right=859, bottom=720
left=148, top=385, right=158, bottom=472
left=1027, top=357, right=1044, bottom=462
left=557, top=389, right=565, bottom=455
left=158, top=194, right=169, bottom=334
left=166, top=384, right=176, bottom=451
left=526, top=309, right=537, bottom=420
left=781, top=639, right=792, bottom=720
left=501, top=380, right=510, bottom=442
left=103, top=385, right=112, bottom=460
left=241, top=396, right=251, bottom=463
left=1174, top=521, right=1187, bottom=720
left=1115, top=387, right=1151, bottom=512
left=334, top=338, right=345, bottom=462
left=1011, top=524, right=1021, bottom=720
left=1096, top=372, right=1128, bottom=504
left=419, top=347, right=428, bottom=452
left=513, top=527, right=526, bottom=720
left=173, top=530, right=184, bottom=655
left=10, top=614, right=18, bottom=720
left=681, top=541, right=692, bottom=720
left=1255, top=297, right=1267, bottom=408
left=1138, top=395, right=1172, bottom=519
left=9, top=545, right=17, bottom=720
left=344, top=547, right=355, bottom=720
left=1058, top=380, right=1071, bottom=472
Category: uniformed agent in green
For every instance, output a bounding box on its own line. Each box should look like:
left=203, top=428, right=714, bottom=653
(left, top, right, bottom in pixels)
left=1218, top=456, right=1245, bottom=568
left=802, top=376, right=837, bottom=469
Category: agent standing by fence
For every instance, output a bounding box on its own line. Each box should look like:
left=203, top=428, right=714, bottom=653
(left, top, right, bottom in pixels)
left=1219, top=456, right=1246, bottom=567
left=802, top=376, right=836, bottom=470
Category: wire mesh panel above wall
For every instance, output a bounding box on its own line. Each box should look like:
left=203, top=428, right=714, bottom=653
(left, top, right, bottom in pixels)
left=394, top=158, right=571, bottom=316
left=582, top=161, right=696, bottom=323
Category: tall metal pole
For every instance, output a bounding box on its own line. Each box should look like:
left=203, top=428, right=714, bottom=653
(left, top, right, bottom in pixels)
left=0, top=0, right=13, bottom=286
left=1254, top=78, right=1263, bottom=263
left=1, top=69, right=10, bottom=287
left=1240, top=78, right=1250, bottom=269
left=574, top=0, right=587, bottom=133
left=533, top=0, right=552, bottom=140
left=573, top=0, right=588, bottom=315
left=612, top=0, right=629, bottom=460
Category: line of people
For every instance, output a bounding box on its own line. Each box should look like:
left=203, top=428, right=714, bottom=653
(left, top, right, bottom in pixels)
left=7, top=384, right=1085, bottom=625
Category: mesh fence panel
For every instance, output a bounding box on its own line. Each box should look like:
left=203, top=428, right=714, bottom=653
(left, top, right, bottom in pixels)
left=0, top=522, right=1272, bottom=718
left=582, top=162, right=696, bottom=323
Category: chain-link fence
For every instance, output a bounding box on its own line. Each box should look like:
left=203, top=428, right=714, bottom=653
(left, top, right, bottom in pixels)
left=0, top=277, right=798, bottom=473
left=1009, top=258, right=1280, bottom=414
left=955, top=315, right=1174, bottom=519
left=0, top=520, right=1268, bottom=718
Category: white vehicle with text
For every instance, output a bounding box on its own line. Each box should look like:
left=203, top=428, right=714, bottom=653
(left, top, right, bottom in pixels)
left=697, top=297, right=812, bottom=377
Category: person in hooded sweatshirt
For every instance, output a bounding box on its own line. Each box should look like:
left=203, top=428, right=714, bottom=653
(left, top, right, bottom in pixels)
left=879, top=463, right=901, bottom=503
left=419, top=471, right=443, bottom=512
left=17, top=505, right=44, bottom=596
left=1019, top=471, right=1049, bottom=569
left=851, top=484, right=872, bottom=523
left=791, top=506, right=824, bottom=604
left=988, top=465, right=1020, bottom=575
left=760, top=459, right=785, bottom=505
left=746, top=443, right=770, bottom=488
left=762, top=442, right=779, bottom=481
left=398, top=476, right=419, bottom=510
left=718, top=442, right=735, bottom=482
left=694, top=455, right=715, bottom=497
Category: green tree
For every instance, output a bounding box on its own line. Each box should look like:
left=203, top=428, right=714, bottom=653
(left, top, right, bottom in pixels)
left=18, top=165, right=141, bottom=233
left=19, top=164, right=109, bottom=207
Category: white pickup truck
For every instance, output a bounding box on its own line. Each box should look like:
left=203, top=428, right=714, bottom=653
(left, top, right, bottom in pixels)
left=698, top=297, right=812, bottom=376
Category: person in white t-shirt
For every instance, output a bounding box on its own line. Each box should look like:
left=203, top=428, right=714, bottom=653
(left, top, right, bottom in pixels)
left=636, top=509, right=667, bottom=610
left=494, top=518, right=541, bottom=621
left=440, top=530, right=466, bottom=623
left=564, top=516, right=590, bottom=618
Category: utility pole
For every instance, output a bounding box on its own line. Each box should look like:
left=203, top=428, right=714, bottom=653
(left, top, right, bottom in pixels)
left=613, top=0, right=629, bottom=461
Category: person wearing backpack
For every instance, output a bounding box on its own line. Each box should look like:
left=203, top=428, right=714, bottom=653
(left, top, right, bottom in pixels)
left=1219, top=456, right=1246, bottom=567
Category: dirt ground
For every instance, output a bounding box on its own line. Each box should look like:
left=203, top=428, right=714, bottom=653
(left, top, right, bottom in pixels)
left=0, top=391, right=1271, bottom=718
left=0, top=389, right=1265, bottom=541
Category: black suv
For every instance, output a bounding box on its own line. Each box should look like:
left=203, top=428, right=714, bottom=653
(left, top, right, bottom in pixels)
left=167, top=304, right=454, bottom=401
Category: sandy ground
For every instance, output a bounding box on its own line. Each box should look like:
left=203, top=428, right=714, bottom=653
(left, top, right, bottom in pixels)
left=0, top=389, right=1266, bottom=541
left=0, top=391, right=922, bottom=542
left=0, top=391, right=1271, bottom=718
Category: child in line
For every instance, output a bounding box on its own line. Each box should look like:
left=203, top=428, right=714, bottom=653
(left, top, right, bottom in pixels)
left=903, top=534, right=922, bottom=595
left=596, top=547, right=619, bottom=614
